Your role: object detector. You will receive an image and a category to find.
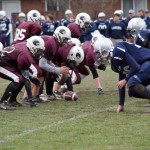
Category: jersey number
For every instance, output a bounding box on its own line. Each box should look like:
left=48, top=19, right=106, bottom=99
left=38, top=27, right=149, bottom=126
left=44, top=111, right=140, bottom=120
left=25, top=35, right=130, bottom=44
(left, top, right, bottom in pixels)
left=1, top=45, right=15, bottom=56
left=14, top=29, right=26, bottom=41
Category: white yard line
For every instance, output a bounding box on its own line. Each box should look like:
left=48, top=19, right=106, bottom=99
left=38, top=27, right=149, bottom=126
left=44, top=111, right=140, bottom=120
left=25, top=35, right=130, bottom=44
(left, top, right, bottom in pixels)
left=0, top=99, right=141, bottom=143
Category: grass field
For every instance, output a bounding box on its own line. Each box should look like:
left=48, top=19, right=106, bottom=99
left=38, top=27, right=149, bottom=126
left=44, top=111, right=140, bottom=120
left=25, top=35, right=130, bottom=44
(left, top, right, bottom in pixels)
left=0, top=67, right=150, bottom=150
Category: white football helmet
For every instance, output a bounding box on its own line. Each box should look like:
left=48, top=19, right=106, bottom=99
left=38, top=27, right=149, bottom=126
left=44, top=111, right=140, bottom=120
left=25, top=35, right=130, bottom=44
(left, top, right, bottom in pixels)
left=53, top=26, right=71, bottom=44
left=67, top=46, right=84, bottom=65
left=93, top=37, right=113, bottom=58
left=127, top=18, right=147, bottom=36
left=26, top=36, right=45, bottom=57
left=65, top=10, right=73, bottom=15
left=27, top=10, right=41, bottom=23
left=91, top=30, right=105, bottom=44
left=69, top=38, right=81, bottom=47
left=18, top=12, right=26, bottom=17
left=0, top=10, right=6, bottom=17
left=75, top=12, right=91, bottom=28
left=98, top=12, right=106, bottom=18
left=0, top=10, right=6, bottom=19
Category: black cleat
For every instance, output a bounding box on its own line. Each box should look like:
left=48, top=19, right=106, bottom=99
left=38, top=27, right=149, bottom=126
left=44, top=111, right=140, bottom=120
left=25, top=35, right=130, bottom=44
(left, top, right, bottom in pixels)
left=21, top=98, right=36, bottom=107
left=0, top=101, right=16, bottom=110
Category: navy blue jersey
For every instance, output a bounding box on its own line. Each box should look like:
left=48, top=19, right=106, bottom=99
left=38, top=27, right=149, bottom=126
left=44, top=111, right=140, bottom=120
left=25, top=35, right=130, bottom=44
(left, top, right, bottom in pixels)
left=144, top=17, right=150, bottom=29
left=94, top=20, right=109, bottom=36
left=60, top=18, right=74, bottom=26
left=112, top=42, right=150, bottom=81
left=106, top=21, right=128, bottom=39
left=111, top=41, right=150, bottom=105
left=80, top=22, right=97, bottom=43
left=135, top=29, right=150, bottom=48
left=42, top=21, right=59, bottom=36
left=0, top=18, right=11, bottom=34
left=113, top=42, right=150, bottom=64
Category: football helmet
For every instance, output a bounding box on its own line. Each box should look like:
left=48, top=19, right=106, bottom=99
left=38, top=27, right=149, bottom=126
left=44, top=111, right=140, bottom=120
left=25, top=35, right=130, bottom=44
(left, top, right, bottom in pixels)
left=0, top=10, right=6, bottom=17
left=67, top=46, right=84, bottom=65
left=69, top=38, right=81, bottom=47
left=127, top=18, right=147, bottom=37
left=26, top=36, right=45, bottom=57
left=98, top=12, right=106, bottom=21
left=65, top=10, right=73, bottom=15
left=75, top=12, right=91, bottom=28
left=27, top=10, right=41, bottom=23
left=0, top=10, right=6, bottom=19
left=93, top=37, right=113, bottom=58
left=91, top=30, right=105, bottom=44
left=18, top=12, right=26, bottom=17
left=98, top=12, right=106, bottom=18
left=53, top=26, right=71, bottom=44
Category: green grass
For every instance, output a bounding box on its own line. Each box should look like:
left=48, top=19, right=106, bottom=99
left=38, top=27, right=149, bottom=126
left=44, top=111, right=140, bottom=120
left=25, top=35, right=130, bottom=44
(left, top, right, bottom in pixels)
left=0, top=67, right=150, bottom=150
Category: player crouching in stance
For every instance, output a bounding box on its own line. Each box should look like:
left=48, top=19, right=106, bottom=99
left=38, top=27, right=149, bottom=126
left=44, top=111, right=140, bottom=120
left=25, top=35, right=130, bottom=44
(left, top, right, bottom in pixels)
left=52, top=44, right=85, bottom=97
left=92, top=35, right=150, bottom=113
left=0, top=36, right=45, bottom=110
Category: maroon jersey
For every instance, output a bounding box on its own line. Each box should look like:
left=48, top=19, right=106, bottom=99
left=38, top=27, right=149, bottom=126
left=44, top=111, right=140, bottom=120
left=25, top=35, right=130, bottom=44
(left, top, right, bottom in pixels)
left=13, top=21, right=41, bottom=44
left=41, top=35, right=60, bottom=61
left=80, top=41, right=96, bottom=66
left=68, top=23, right=82, bottom=38
left=1, top=41, right=34, bottom=69
left=52, top=42, right=75, bottom=66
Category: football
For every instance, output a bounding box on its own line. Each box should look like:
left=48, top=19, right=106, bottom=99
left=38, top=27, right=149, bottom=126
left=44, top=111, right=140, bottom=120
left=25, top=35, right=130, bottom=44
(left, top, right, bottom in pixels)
left=63, top=91, right=78, bottom=101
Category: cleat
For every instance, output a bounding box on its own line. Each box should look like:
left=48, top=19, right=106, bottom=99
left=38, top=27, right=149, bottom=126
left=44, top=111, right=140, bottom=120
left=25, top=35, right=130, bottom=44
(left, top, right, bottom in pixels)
left=0, top=101, right=16, bottom=110
left=21, top=98, right=36, bottom=107
left=47, top=94, right=56, bottom=101
left=9, top=101, right=23, bottom=107
left=47, top=92, right=62, bottom=101
left=32, top=96, right=43, bottom=103
left=116, top=105, right=124, bottom=113
left=39, top=94, right=48, bottom=102
left=98, top=88, right=104, bottom=94
left=53, top=91, right=62, bottom=99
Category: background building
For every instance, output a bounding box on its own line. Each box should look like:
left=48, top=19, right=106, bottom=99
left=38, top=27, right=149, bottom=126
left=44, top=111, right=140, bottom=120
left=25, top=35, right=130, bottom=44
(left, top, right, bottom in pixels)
left=0, top=0, right=149, bottom=40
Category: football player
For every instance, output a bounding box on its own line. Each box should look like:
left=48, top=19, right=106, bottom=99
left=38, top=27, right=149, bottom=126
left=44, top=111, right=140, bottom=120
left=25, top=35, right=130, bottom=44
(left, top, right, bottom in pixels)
left=94, top=12, right=109, bottom=36
left=111, top=42, right=150, bottom=113
left=68, top=12, right=92, bottom=39
left=127, top=18, right=150, bottom=48
left=15, top=12, right=26, bottom=28
left=0, top=10, right=12, bottom=47
left=53, top=36, right=106, bottom=95
left=60, top=10, right=75, bottom=27
left=52, top=44, right=84, bottom=96
left=0, top=36, right=45, bottom=110
left=41, top=13, right=59, bottom=36
left=13, top=10, right=41, bottom=44
left=92, top=36, right=150, bottom=113
left=38, top=26, right=72, bottom=100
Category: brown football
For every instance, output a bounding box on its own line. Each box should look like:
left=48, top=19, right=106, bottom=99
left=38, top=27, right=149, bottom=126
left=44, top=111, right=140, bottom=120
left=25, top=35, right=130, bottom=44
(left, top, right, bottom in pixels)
left=63, top=91, right=78, bottom=101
